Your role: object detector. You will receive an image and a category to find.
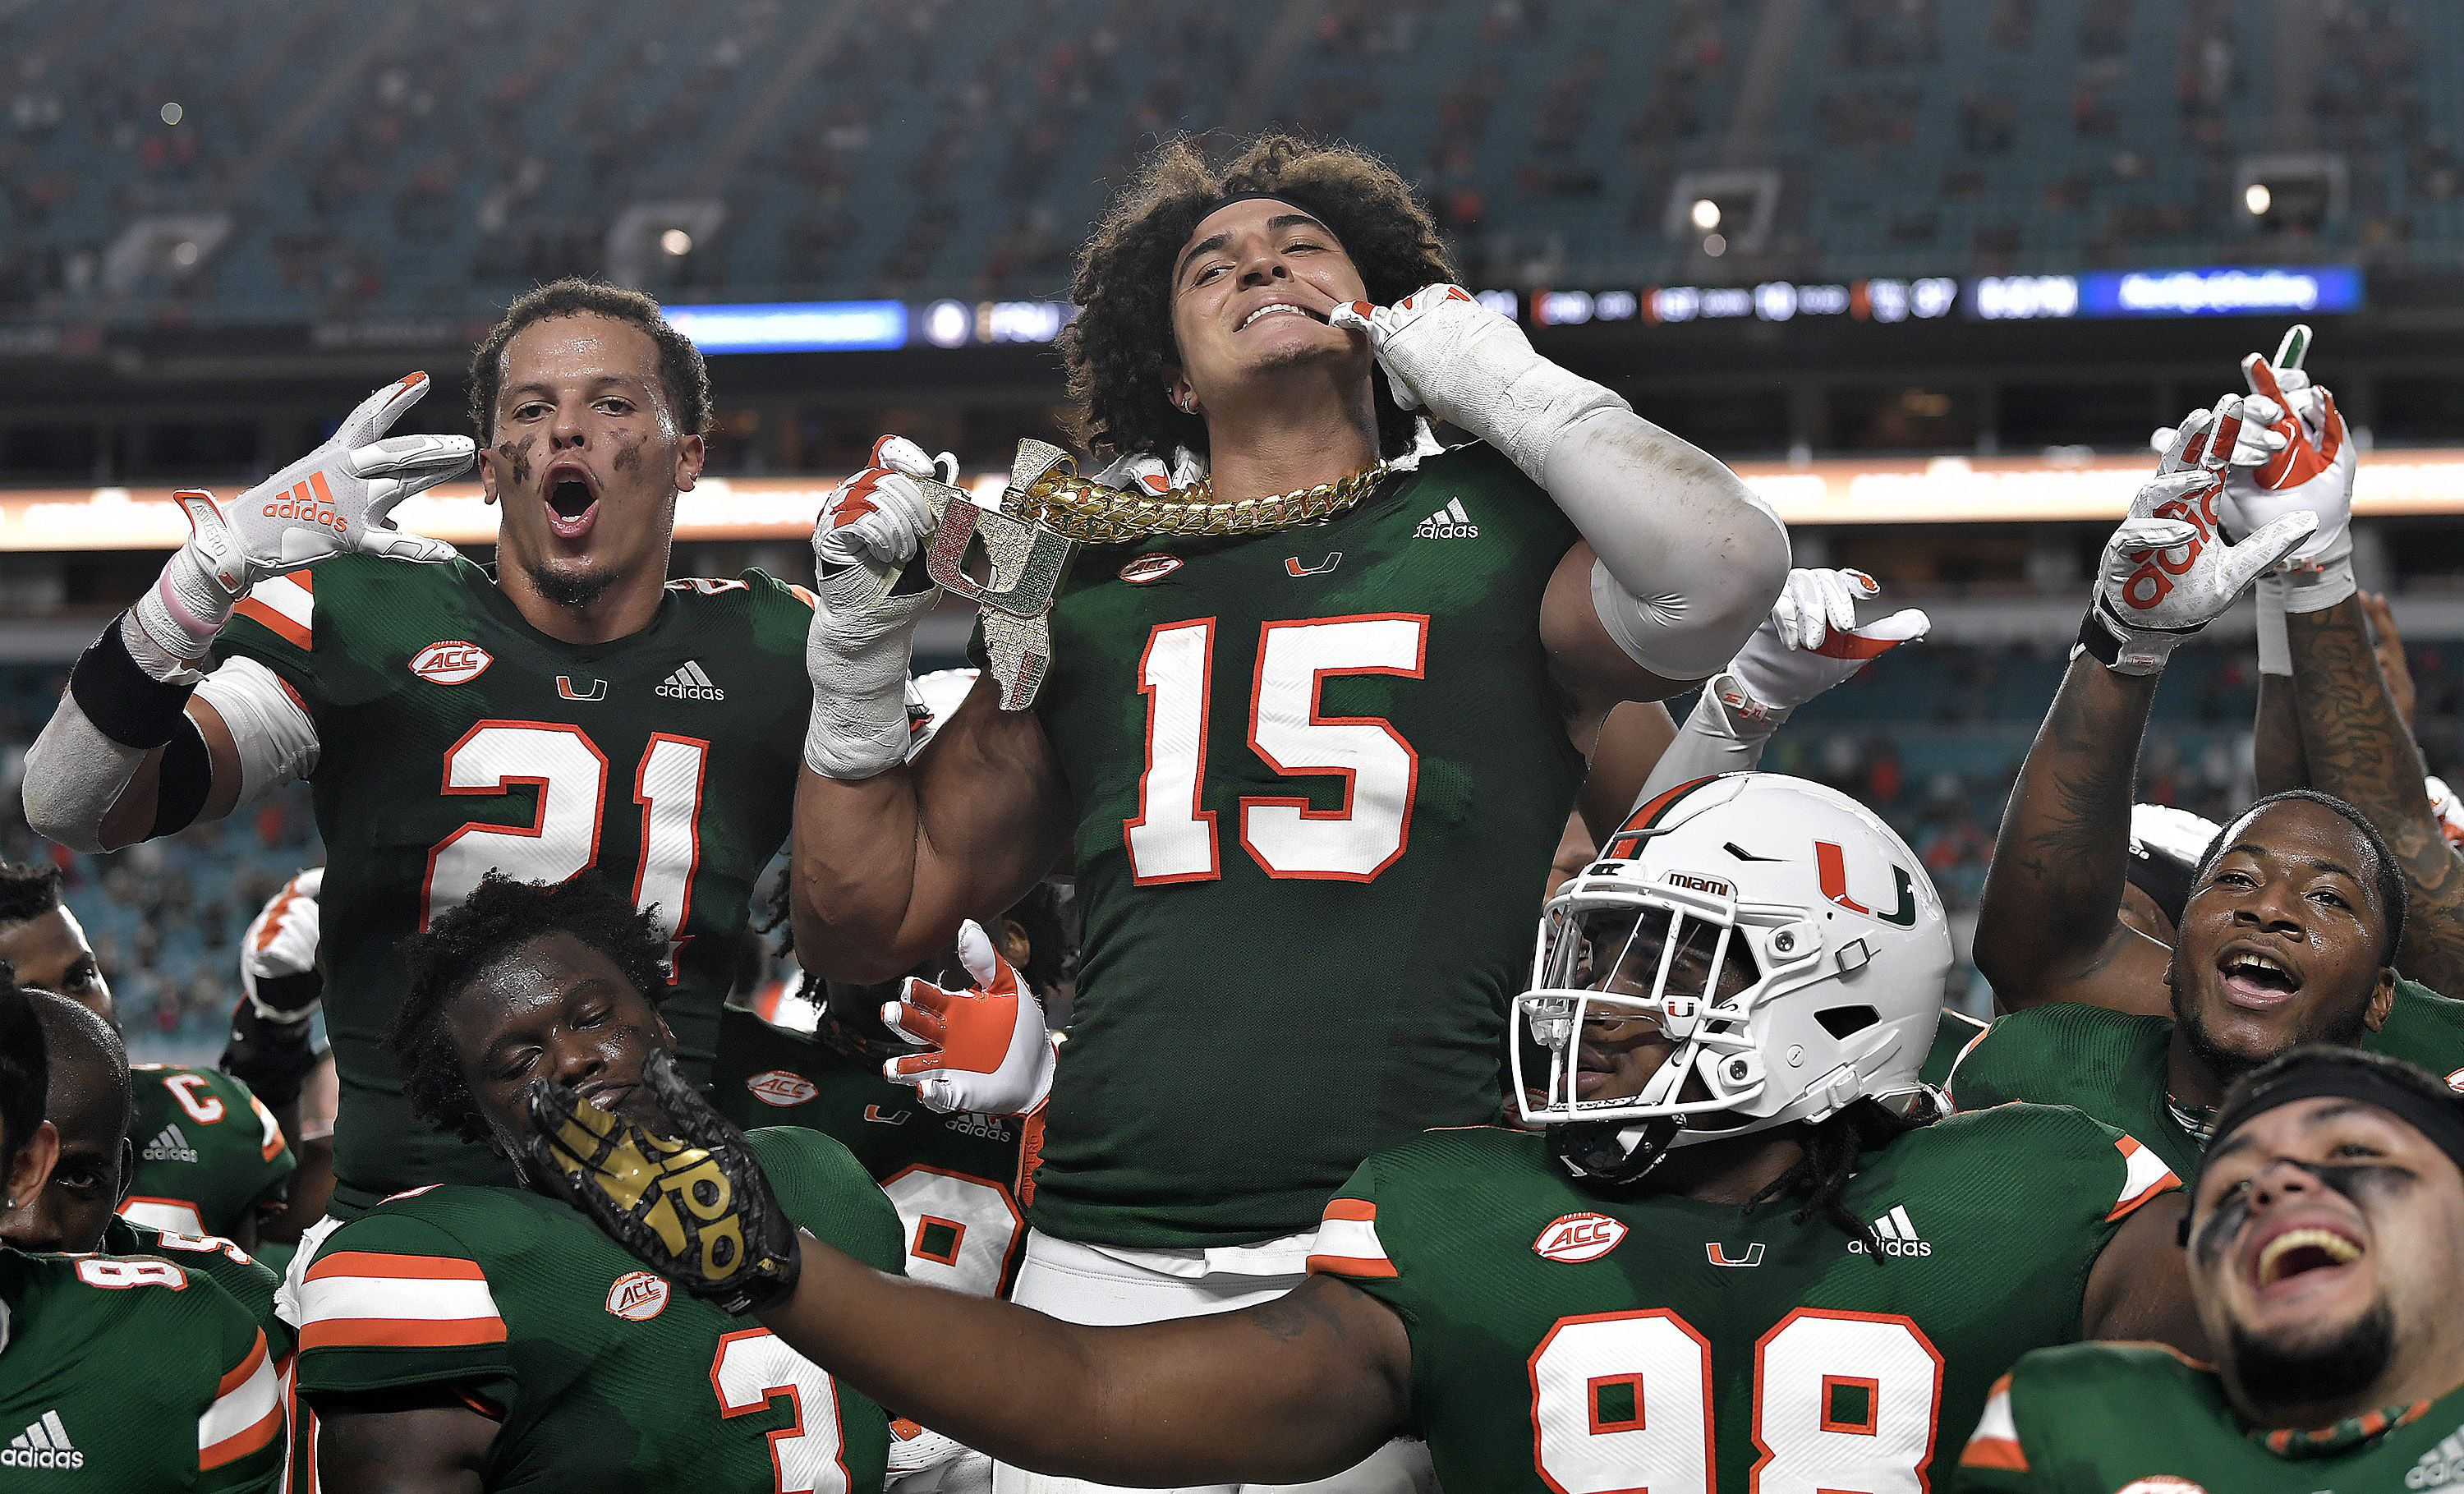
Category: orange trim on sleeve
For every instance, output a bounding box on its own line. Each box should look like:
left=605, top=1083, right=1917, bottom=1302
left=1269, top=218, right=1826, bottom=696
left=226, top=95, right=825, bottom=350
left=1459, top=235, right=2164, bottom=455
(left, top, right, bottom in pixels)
left=304, top=1252, right=487, bottom=1283
left=1320, top=1198, right=1377, bottom=1224
left=1304, top=1253, right=1400, bottom=1280
left=215, top=1331, right=268, bottom=1396
left=232, top=597, right=310, bottom=650
left=298, top=1316, right=509, bottom=1352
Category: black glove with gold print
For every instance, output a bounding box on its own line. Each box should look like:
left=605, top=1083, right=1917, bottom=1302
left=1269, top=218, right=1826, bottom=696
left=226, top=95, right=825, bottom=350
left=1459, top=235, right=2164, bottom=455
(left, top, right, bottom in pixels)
left=522, top=1049, right=801, bottom=1315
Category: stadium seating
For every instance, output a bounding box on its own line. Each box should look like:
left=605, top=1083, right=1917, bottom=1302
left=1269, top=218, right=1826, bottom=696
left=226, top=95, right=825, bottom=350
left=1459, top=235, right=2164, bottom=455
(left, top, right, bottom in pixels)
left=2, top=0, right=2457, bottom=322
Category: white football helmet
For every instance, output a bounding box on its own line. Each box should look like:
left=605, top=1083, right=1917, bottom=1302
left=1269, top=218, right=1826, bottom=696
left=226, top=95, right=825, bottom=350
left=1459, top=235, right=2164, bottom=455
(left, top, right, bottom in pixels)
left=1514, top=773, right=1952, bottom=1189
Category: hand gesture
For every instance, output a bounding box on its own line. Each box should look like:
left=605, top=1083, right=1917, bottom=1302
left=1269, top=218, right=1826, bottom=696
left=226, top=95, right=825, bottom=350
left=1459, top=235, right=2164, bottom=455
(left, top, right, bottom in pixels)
left=523, top=1049, right=801, bottom=1315
left=2221, top=325, right=2352, bottom=573
left=881, top=920, right=1055, bottom=1117
left=2084, top=398, right=2315, bottom=675
left=1722, top=568, right=1930, bottom=721
left=1329, top=283, right=1613, bottom=477
left=813, top=434, right=956, bottom=609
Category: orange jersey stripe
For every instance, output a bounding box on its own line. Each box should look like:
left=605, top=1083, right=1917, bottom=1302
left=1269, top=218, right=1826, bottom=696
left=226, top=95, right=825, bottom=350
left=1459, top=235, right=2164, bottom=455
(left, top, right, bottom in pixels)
left=1320, top=1198, right=1377, bottom=1224
left=299, top=1315, right=509, bottom=1352
left=1304, top=1253, right=1399, bottom=1280
left=304, top=1251, right=487, bottom=1283
left=232, top=595, right=310, bottom=650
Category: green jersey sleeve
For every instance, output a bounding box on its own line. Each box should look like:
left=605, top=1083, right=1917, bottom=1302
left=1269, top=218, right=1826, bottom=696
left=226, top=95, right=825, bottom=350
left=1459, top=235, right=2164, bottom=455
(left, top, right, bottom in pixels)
left=292, top=1203, right=516, bottom=1409
left=2365, top=975, right=2464, bottom=1085
left=1951, top=1343, right=2209, bottom=1494
left=209, top=568, right=325, bottom=713
left=107, top=1215, right=293, bottom=1360
left=749, top=1127, right=907, bottom=1276
left=196, top=1289, right=287, bottom=1494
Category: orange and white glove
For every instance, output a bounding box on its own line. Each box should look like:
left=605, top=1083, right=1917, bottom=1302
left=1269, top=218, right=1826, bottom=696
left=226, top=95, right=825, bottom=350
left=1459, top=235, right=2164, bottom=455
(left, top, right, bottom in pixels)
left=2428, top=776, right=2464, bottom=848
left=2222, top=326, right=2355, bottom=617
left=806, top=435, right=958, bottom=779
left=881, top=920, right=1055, bottom=1117
left=2083, top=398, right=2315, bottom=677
left=134, top=374, right=468, bottom=674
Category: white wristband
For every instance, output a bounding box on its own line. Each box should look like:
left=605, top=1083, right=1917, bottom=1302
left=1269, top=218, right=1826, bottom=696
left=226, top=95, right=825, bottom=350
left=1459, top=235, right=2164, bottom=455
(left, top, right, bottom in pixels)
left=2255, top=576, right=2292, bottom=676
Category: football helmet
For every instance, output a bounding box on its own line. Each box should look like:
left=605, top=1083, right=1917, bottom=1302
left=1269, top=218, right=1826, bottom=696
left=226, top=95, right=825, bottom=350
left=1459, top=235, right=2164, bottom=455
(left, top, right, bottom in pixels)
left=1514, top=773, right=1952, bottom=1190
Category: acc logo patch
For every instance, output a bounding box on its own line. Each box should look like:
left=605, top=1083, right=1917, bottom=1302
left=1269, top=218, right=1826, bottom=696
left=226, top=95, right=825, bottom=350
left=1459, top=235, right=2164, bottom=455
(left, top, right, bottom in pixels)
left=1118, top=554, right=1183, bottom=585
left=2114, top=1481, right=2205, bottom=1494
left=1533, top=1211, right=1627, bottom=1264
left=408, top=641, right=492, bottom=686
left=743, top=1070, right=819, bottom=1108
left=605, top=1271, right=670, bottom=1322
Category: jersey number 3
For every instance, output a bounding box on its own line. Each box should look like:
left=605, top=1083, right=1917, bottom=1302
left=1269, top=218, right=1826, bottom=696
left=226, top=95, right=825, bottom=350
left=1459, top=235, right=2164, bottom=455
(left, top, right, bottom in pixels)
left=1531, top=1308, right=1944, bottom=1494
left=1127, top=614, right=1427, bottom=885
left=422, top=723, right=707, bottom=967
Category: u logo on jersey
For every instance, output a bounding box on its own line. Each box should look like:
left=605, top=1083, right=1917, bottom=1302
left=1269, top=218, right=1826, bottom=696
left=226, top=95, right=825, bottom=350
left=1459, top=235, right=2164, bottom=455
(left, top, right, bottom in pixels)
left=1815, top=840, right=1917, bottom=926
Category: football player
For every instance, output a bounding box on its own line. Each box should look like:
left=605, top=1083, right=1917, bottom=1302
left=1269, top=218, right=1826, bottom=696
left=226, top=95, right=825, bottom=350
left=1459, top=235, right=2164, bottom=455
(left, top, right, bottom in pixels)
left=223, top=869, right=341, bottom=1271
left=0, top=989, right=287, bottom=1359
left=793, top=138, right=1787, bottom=1488
left=530, top=773, right=2200, bottom=1494
left=0, top=982, right=285, bottom=1493
left=0, top=861, right=297, bottom=1244
left=291, top=872, right=903, bottom=1494
left=1964, top=398, right=2464, bottom=1173
left=22, top=278, right=820, bottom=1220
left=1956, top=1047, right=2464, bottom=1492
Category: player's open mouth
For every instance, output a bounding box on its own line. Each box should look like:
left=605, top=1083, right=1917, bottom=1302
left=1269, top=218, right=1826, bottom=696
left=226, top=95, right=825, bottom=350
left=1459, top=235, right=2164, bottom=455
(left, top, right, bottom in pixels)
left=2250, top=1222, right=2364, bottom=1292
left=2216, top=944, right=2302, bottom=1009
left=1237, top=301, right=1322, bottom=331
left=542, top=460, right=600, bottom=541
left=577, top=1081, right=634, bottom=1114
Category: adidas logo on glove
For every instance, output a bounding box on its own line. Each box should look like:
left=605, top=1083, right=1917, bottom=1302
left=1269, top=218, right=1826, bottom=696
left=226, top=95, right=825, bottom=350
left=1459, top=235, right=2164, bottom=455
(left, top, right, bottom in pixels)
left=657, top=660, right=724, bottom=701
left=1414, top=499, right=1478, bottom=540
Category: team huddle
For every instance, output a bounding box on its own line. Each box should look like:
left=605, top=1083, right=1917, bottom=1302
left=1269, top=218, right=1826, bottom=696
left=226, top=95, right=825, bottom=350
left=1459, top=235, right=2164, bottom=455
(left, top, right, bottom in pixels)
left=7, top=131, right=2464, bottom=1494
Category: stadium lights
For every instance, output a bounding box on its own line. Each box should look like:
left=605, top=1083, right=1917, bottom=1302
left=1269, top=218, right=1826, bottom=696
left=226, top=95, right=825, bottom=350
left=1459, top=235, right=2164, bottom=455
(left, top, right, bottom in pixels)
left=660, top=228, right=693, bottom=256
left=1690, top=198, right=1722, bottom=232
left=2244, top=182, right=2272, bottom=216
left=159, top=103, right=182, bottom=126
left=1703, top=232, right=1727, bottom=257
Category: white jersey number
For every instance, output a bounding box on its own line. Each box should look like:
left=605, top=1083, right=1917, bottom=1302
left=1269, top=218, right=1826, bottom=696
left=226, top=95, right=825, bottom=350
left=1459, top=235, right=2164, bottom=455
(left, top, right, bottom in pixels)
left=710, top=1328, right=851, bottom=1493
left=422, top=724, right=710, bottom=964
left=1529, top=1308, right=1942, bottom=1494
left=1126, top=614, right=1427, bottom=885
left=879, top=1165, right=1023, bottom=1298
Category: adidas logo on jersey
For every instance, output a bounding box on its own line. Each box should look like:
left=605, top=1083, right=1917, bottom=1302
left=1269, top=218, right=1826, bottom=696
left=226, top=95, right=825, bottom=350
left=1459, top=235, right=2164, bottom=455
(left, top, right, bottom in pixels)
left=142, top=1124, right=198, bottom=1164
left=657, top=660, right=724, bottom=701
left=2407, top=1423, right=2464, bottom=1489
left=1848, top=1204, right=1932, bottom=1257
left=2, top=1411, right=82, bottom=1469
left=1414, top=498, right=1478, bottom=539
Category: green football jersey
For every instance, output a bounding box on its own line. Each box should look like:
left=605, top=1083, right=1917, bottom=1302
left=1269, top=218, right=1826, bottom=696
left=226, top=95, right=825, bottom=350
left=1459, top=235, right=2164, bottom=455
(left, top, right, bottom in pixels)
left=102, top=1216, right=291, bottom=1361
left=1014, top=444, right=1586, bottom=1247
left=212, top=558, right=812, bottom=1212
left=292, top=1127, right=900, bottom=1492
left=1924, top=1009, right=1991, bottom=1095
left=1955, top=1340, right=2464, bottom=1492
left=714, top=1003, right=1033, bottom=1295
left=1308, top=1105, right=2181, bottom=1494
left=122, top=1065, right=294, bottom=1241
left=0, top=1244, right=283, bottom=1491
left=1950, top=980, right=2464, bottom=1179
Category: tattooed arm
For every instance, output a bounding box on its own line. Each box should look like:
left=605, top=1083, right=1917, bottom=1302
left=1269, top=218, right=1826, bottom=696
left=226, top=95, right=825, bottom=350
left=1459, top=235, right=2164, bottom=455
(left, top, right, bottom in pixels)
left=2286, top=595, right=2464, bottom=991
left=1974, top=655, right=2175, bottom=1015
left=754, top=1240, right=1410, bottom=1485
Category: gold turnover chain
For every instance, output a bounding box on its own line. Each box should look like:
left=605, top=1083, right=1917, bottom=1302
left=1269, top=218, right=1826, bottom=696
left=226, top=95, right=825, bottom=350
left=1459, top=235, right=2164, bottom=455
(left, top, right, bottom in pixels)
left=1008, top=459, right=1394, bottom=545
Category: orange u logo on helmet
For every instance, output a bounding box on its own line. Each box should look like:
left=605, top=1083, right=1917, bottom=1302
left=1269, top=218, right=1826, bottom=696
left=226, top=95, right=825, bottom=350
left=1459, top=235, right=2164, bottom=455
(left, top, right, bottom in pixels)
left=1815, top=840, right=1917, bottom=926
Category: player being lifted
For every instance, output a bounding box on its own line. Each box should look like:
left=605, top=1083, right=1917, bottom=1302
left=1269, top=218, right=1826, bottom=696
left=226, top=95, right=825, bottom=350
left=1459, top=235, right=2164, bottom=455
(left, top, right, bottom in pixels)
left=792, top=136, right=1787, bottom=1487
left=1956, top=1047, right=2464, bottom=1492
left=1963, top=384, right=2464, bottom=1173
left=21, top=279, right=820, bottom=1216
left=292, top=874, right=903, bottom=1494
left=531, top=773, right=2200, bottom=1494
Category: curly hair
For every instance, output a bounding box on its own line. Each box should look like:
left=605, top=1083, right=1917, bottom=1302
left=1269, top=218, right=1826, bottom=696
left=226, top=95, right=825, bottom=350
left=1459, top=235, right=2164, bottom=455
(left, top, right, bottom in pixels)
left=393, top=872, right=673, bottom=1143
left=1745, top=1096, right=1939, bottom=1249
left=467, top=277, right=712, bottom=443
left=1060, top=132, right=1455, bottom=463
left=0, top=862, right=65, bottom=930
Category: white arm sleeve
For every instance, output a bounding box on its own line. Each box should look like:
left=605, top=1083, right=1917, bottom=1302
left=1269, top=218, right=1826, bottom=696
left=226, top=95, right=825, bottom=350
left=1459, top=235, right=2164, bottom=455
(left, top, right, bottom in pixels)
left=1547, top=408, right=1792, bottom=682
left=21, top=698, right=148, bottom=853
left=193, top=655, right=319, bottom=807
left=1634, top=676, right=1783, bottom=802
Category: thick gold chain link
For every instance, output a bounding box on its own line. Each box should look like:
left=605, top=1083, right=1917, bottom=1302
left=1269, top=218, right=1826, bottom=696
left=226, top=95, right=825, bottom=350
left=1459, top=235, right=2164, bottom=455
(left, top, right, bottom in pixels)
left=1005, top=460, right=1393, bottom=545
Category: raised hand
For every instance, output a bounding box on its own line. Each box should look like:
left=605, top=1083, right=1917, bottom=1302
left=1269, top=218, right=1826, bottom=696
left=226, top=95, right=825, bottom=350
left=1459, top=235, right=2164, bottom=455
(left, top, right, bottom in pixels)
left=138, top=373, right=471, bottom=661
left=1720, top=568, right=1930, bottom=722
left=805, top=434, right=962, bottom=779
left=523, top=1049, right=801, bottom=1315
left=880, top=919, right=1055, bottom=1117
left=2222, top=325, right=2352, bottom=583
left=2083, top=398, right=2315, bottom=676
left=812, top=434, right=957, bottom=608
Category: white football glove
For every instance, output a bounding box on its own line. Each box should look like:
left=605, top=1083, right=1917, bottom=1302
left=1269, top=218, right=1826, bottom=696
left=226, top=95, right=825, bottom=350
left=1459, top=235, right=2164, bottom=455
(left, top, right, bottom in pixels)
left=2427, top=776, right=2464, bottom=849
left=805, top=435, right=957, bottom=779
left=1721, top=568, right=1930, bottom=721
left=886, top=1418, right=991, bottom=1493
left=2083, top=398, right=2316, bottom=676
left=135, top=374, right=470, bottom=666
left=2222, top=334, right=2356, bottom=613
left=881, top=919, right=1055, bottom=1117
left=240, top=867, right=324, bottom=1022
left=1328, top=283, right=1624, bottom=483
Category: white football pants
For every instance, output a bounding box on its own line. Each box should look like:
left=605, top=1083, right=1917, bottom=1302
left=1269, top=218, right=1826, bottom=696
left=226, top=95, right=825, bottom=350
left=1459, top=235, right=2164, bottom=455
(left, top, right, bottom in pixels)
left=992, top=1228, right=1437, bottom=1494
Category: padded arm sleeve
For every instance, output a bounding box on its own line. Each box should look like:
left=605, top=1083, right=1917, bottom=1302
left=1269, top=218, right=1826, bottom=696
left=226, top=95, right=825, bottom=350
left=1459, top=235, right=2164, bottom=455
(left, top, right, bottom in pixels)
left=193, top=655, right=320, bottom=807
left=1634, top=678, right=1782, bottom=802
left=1551, top=409, right=1791, bottom=682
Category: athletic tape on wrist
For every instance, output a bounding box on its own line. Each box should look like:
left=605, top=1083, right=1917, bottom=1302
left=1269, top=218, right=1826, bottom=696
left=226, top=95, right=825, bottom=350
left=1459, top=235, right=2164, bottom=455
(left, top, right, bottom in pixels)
left=70, top=612, right=199, bottom=749
left=2255, top=577, right=2293, bottom=675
